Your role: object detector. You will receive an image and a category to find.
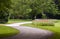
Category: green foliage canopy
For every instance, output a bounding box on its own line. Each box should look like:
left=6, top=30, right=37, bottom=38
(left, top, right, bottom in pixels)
left=0, top=0, right=12, bottom=23
left=10, top=0, right=59, bottom=19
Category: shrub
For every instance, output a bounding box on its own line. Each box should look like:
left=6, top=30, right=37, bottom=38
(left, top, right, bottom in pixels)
left=32, top=22, right=54, bottom=26
left=32, top=19, right=55, bottom=26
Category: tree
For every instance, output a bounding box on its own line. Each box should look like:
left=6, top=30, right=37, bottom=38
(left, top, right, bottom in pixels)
left=10, top=0, right=32, bottom=19
left=10, top=0, right=59, bottom=19
left=29, top=0, right=58, bottom=19
left=0, top=0, right=11, bottom=23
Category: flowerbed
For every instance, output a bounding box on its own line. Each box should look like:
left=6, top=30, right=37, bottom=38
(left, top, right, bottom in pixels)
left=32, top=19, right=56, bottom=26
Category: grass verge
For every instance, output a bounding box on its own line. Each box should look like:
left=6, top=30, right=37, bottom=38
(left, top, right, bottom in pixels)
left=8, top=19, right=32, bottom=24
left=0, top=26, right=19, bottom=38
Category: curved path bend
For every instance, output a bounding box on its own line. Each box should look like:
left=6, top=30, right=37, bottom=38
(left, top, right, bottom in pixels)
left=1, top=22, right=53, bottom=39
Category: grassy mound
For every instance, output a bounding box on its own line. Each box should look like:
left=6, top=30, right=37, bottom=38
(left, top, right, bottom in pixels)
left=0, top=26, right=19, bottom=38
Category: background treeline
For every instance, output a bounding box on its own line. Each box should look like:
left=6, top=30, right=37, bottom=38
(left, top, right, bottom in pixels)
left=0, top=0, right=60, bottom=23
left=10, top=0, right=60, bottom=19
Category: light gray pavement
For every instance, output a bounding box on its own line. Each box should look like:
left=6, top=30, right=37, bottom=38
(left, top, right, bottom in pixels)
left=5, top=22, right=32, bottom=26
left=1, top=22, right=53, bottom=39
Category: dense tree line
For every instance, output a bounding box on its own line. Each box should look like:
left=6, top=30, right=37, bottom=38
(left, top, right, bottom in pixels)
left=0, top=0, right=60, bottom=23
left=10, top=0, right=60, bottom=19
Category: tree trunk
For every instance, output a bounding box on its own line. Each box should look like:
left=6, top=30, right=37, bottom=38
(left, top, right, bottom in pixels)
left=42, top=12, right=47, bottom=19
left=34, top=15, right=36, bottom=19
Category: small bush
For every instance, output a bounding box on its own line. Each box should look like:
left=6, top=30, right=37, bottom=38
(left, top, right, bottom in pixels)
left=32, top=22, right=54, bottom=26
left=32, top=19, right=57, bottom=26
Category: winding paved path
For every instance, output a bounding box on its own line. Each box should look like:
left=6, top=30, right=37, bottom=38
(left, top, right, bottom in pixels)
left=1, top=22, right=53, bottom=39
left=5, top=22, right=32, bottom=26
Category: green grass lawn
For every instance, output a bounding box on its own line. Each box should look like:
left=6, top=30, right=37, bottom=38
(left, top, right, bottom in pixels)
left=21, top=20, right=60, bottom=39
left=8, top=19, right=31, bottom=24
left=0, top=26, right=19, bottom=38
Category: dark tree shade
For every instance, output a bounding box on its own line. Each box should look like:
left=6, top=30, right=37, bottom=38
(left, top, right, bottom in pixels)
left=0, top=0, right=11, bottom=23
